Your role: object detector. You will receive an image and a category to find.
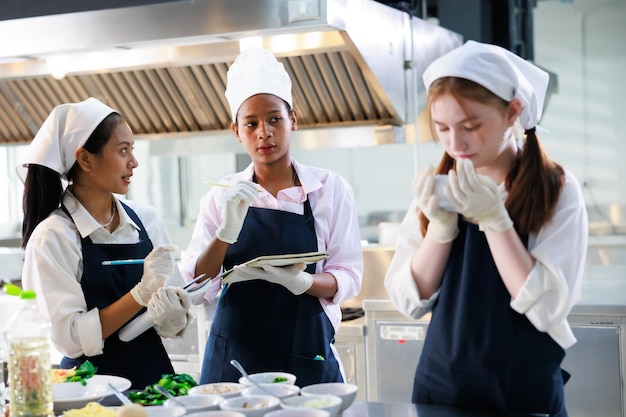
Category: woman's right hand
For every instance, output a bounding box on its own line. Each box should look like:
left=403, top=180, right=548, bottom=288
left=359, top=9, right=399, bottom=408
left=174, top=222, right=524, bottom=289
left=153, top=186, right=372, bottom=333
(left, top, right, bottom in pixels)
left=130, top=244, right=177, bottom=306
left=215, top=180, right=261, bottom=244
left=414, top=165, right=458, bottom=243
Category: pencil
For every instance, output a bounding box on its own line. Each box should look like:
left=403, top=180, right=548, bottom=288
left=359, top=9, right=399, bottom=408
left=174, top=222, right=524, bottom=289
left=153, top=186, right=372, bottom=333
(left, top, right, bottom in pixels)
left=102, top=259, right=145, bottom=266
left=205, top=182, right=232, bottom=188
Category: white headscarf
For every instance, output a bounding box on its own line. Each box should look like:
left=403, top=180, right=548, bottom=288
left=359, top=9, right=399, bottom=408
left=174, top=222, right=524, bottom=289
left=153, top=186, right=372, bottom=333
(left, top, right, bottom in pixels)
left=16, top=97, right=117, bottom=183
left=225, top=47, right=293, bottom=123
left=422, top=40, right=549, bottom=130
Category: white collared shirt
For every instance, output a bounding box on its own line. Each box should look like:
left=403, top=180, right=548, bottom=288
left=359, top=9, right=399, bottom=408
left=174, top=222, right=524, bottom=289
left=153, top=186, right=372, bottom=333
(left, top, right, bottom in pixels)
left=181, top=159, right=364, bottom=332
left=22, top=190, right=173, bottom=358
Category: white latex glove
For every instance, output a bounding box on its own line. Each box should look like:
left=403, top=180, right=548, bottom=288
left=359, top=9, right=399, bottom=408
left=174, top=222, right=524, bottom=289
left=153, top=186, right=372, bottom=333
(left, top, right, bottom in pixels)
left=216, top=180, right=261, bottom=244
left=447, top=159, right=513, bottom=232
left=227, top=263, right=313, bottom=295
left=147, top=286, right=192, bottom=338
left=130, top=245, right=177, bottom=306
left=414, top=165, right=459, bottom=243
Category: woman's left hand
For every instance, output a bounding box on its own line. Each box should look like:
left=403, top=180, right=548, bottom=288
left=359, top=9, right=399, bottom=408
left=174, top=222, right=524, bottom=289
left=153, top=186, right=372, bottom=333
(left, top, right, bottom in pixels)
left=147, top=286, right=192, bottom=338
left=447, top=159, right=513, bottom=232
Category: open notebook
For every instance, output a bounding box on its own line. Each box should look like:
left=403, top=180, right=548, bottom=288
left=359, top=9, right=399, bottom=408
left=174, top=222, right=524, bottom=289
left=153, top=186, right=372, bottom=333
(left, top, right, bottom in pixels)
left=220, top=250, right=328, bottom=283
left=119, top=250, right=328, bottom=341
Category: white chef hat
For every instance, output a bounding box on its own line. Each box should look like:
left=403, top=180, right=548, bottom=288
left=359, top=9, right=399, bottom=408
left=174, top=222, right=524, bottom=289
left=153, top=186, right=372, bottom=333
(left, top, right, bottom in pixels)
left=422, top=40, right=549, bottom=130
left=225, top=47, right=292, bottom=122
left=16, top=97, right=116, bottom=183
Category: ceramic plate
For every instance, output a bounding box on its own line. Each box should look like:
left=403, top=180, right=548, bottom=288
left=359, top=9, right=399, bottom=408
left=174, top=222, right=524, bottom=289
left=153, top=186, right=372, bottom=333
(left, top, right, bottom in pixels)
left=53, top=375, right=131, bottom=413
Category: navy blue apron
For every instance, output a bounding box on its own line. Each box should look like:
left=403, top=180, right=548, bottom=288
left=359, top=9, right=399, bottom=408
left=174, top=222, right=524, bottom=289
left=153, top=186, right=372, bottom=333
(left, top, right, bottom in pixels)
left=413, top=219, right=568, bottom=417
left=200, top=199, right=342, bottom=387
left=60, top=201, right=174, bottom=389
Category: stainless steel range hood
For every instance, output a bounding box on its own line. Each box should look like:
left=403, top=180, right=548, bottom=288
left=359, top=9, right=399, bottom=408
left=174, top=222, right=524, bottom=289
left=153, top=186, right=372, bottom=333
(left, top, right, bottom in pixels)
left=0, top=0, right=462, bottom=144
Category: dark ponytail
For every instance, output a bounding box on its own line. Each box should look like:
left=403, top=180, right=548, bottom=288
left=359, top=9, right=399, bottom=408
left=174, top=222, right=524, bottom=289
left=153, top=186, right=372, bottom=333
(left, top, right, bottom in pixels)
left=21, top=165, right=63, bottom=248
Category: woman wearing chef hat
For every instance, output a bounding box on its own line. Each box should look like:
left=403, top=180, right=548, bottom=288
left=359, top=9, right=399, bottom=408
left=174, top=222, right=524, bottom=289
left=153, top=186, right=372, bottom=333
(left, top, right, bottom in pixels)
left=18, top=98, right=192, bottom=389
left=384, top=41, right=588, bottom=416
left=181, top=48, right=362, bottom=386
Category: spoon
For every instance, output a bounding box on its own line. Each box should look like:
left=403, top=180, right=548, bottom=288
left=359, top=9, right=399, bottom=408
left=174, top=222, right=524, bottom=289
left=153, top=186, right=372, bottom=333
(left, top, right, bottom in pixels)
left=154, top=384, right=189, bottom=411
left=229, top=359, right=281, bottom=400
left=107, top=382, right=132, bottom=405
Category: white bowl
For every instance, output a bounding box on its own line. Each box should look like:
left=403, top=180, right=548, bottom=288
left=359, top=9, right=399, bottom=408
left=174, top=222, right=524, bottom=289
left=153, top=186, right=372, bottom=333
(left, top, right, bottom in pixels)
left=280, top=394, right=342, bottom=417
left=237, top=372, right=296, bottom=387
left=164, top=394, right=224, bottom=412
left=219, top=394, right=281, bottom=417
left=300, top=382, right=358, bottom=412
left=185, top=412, right=246, bottom=417
left=265, top=409, right=330, bottom=417
left=185, top=410, right=246, bottom=417
left=143, top=405, right=186, bottom=417
left=189, top=382, right=244, bottom=399
left=241, top=383, right=300, bottom=399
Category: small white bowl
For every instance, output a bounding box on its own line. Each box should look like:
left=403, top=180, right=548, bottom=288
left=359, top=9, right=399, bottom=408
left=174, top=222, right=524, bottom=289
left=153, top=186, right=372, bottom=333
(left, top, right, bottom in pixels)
left=143, top=405, right=186, bottom=417
left=300, top=382, right=358, bottom=412
left=241, top=383, right=300, bottom=399
left=280, top=394, right=342, bottom=417
left=185, top=411, right=246, bottom=417
left=164, top=394, right=224, bottom=412
left=265, top=409, right=330, bottom=417
left=220, top=394, right=281, bottom=417
left=189, top=382, right=244, bottom=399
left=237, top=372, right=296, bottom=387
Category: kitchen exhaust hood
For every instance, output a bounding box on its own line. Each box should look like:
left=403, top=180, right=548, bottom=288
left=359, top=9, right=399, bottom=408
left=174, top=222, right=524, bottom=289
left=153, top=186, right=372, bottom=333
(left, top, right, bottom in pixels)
left=0, top=0, right=462, bottom=144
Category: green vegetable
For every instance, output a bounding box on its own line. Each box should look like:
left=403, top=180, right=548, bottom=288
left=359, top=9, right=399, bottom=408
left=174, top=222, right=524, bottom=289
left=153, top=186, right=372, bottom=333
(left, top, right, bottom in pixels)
left=128, top=373, right=198, bottom=405
left=66, top=360, right=97, bottom=386
left=272, top=376, right=288, bottom=383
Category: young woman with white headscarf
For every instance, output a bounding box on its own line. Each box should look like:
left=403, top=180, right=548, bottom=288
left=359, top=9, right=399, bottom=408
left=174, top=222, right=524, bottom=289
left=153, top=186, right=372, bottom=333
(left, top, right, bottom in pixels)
left=384, top=41, right=588, bottom=416
left=18, top=98, right=191, bottom=389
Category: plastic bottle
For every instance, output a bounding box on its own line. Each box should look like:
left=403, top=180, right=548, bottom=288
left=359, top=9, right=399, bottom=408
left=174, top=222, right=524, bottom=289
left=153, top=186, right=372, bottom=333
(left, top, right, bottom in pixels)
left=4, top=290, right=53, bottom=417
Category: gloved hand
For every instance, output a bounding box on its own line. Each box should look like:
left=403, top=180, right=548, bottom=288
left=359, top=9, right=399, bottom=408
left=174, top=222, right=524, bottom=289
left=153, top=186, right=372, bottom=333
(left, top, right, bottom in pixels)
left=216, top=180, right=261, bottom=244
left=147, top=286, right=192, bottom=338
left=227, top=263, right=313, bottom=295
left=414, top=165, right=459, bottom=243
left=447, top=159, right=513, bottom=232
left=130, top=245, right=177, bottom=307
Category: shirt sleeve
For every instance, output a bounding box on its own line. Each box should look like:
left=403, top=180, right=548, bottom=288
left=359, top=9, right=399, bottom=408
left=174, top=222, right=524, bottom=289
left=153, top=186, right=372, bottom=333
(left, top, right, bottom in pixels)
left=22, top=212, right=104, bottom=358
left=315, top=173, right=363, bottom=306
left=510, top=172, right=588, bottom=348
left=384, top=198, right=439, bottom=319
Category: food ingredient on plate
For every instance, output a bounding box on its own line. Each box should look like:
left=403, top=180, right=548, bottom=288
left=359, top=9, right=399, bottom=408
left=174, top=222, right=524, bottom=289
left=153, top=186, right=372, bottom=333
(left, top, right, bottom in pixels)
left=128, top=374, right=197, bottom=405
left=194, top=383, right=241, bottom=395
left=272, top=376, right=288, bottom=383
left=61, top=402, right=117, bottom=417
left=52, top=361, right=98, bottom=385
left=241, top=401, right=265, bottom=409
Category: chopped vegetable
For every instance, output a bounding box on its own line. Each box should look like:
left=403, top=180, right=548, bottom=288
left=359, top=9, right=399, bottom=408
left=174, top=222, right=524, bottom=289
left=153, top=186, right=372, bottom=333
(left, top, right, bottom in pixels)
left=128, top=374, right=198, bottom=405
left=52, top=361, right=97, bottom=386
left=66, top=361, right=98, bottom=385
left=272, top=376, right=288, bottom=383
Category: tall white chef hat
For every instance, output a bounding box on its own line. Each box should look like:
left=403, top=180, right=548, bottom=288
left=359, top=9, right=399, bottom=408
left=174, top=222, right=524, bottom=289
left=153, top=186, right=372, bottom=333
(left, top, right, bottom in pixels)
left=422, top=40, right=549, bottom=131
left=225, top=47, right=292, bottom=123
left=16, top=97, right=116, bottom=183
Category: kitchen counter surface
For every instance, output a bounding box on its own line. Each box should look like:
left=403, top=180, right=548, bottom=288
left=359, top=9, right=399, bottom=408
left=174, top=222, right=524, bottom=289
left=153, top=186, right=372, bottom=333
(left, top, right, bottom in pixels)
left=343, top=401, right=496, bottom=417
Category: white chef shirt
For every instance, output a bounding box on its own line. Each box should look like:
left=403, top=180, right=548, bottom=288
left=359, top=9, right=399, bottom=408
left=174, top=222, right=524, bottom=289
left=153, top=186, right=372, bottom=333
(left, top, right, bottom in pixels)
left=181, top=159, right=363, bottom=332
left=22, top=190, right=173, bottom=358
left=384, top=170, right=588, bottom=349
